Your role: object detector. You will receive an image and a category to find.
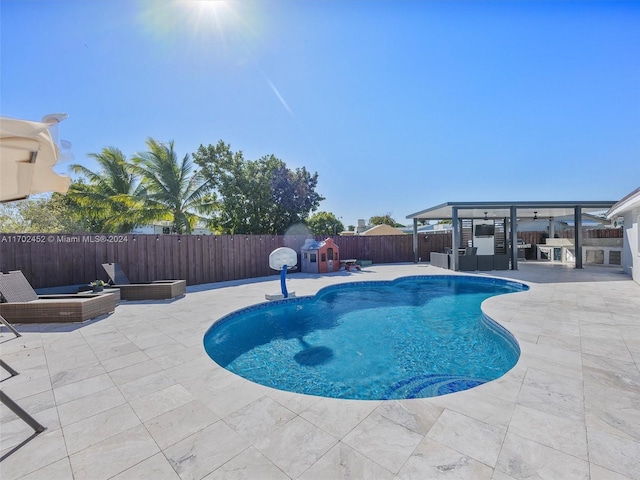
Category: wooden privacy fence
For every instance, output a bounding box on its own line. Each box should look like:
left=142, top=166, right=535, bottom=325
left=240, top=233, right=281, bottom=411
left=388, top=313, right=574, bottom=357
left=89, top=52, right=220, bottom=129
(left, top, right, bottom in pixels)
left=0, top=233, right=426, bottom=289
left=0, top=229, right=622, bottom=289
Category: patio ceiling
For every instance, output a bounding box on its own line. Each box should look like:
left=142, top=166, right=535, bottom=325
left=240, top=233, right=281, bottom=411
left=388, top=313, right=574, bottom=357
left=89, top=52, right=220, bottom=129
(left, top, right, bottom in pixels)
left=406, top=201, right=618, bottom=221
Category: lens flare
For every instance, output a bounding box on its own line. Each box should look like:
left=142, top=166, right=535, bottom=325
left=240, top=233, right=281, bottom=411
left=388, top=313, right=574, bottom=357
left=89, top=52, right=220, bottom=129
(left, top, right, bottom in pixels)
left=137, top=0, right=262, bottom=59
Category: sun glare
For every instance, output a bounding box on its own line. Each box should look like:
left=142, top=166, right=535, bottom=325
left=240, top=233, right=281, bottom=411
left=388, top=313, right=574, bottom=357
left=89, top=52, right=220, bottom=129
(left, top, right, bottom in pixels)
left=138, top=0, right=264, bottom=65
left=182, top=0, right=231, bottom=39
left=179, top=0, right=260, bottom=53
left=190, top=0, right=230, bottom=19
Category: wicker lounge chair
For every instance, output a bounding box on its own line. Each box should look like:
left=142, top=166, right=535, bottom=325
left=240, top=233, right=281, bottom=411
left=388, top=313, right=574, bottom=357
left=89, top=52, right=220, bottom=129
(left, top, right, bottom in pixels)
left=0, top=271, right=117, bottom=323
left=101, top=263, right=186, bottom=301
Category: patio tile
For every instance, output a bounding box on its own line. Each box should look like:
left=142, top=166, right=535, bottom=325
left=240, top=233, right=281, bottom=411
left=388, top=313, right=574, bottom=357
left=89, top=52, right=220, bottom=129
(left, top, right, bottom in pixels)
left=57, top=386, right=127, bottom=426
left=128, top=384, right=195, bottom=422
left=520, top=354, right=582, bottom=380
left=589, top=463, right=636, bottom=480
left=581, top=337, right=635, bottom=363
left=100, top=350, right=151, bottom=372
left=254, top=416, right=337, bottom=478
left=491, top=471, right=518, bottom=480
left=126, top=331, right=179, bottom=350
left=522, top=367, right=583, bottom=399
left=430, top=389, right=516, bottom=427
left=263, top=388, right=322, bottom=414
left=396, top=438, right=493, bottom=480
left=342, top=411, right=423, bottom=474
left=516, top=382, right=584, bottom=421
left=508, top=404, right=588, bottom=459
left=62, top=404, right=141, bottom=455
left=45, top=346, right=100, bottom=373
left=53, top=372, right=114, bottom=404
left=1, top=406, right=60, bottom=451
left=536, top=333, right=582, bottom=352
left=110, top=452, right=181, bottom=480
left=50, top=362, right=106, bottom=388
left=584, top=382, right=640, bottom=443
left=587, top=425, right=640, bottom=479
left=519, top=341, right=583, bottom=371
left=0, top=389, right=56, bottom=424
left=143, top=340, right=188, bottom=359
left=426, top=408, right=506, bottom=467
left=495, top=432, right=589, bottom=479
left=224, top=396, right=297, bottom=440
left=1, top=372, right=52, bottom=401
left=0, top=428, right=68, bottom=480
left=118, top=370, right=179, bottom=402
left=198, top=376, right=269, bottom=418
left=580, top=323, right=622, bottom=339
left=153, top=345, right=204, bottom=370
left=298, top=442, right=395, bottom=480
left=375, top=399, right=443, bottom=435
left=613, top=311, right=640, bottom=325
left=0, top=345, right=47, bottom=370
left=472, top=376, right=523, bottom=404
left=108, top=358, right=165, bottom=386
left=92, top=341, right=141, bottom=363
left=163, top=421, right=248, bottom=480
left=299, top=398, right=379, bottom=438
left=202, top=446, right=289, bottom=480
left=0, top=334, right=43, bottom=355
left=143, top=400, right=219, bottom=450
left=69, top=424, right=160, bottom=480
left=18, top=458, right=73, bottom=480
left=582, top=362, right=640, bottom=395
left=582, top=352, right=639, bottom=378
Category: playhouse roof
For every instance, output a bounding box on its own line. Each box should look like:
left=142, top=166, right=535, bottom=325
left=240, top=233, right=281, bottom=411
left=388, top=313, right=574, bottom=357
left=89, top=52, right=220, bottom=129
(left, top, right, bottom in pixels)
left=300, top=238, right=337, bottom=250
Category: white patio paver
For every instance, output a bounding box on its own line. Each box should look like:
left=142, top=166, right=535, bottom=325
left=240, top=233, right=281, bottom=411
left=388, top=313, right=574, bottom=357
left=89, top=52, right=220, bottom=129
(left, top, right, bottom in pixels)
left=1, top=263, right=639, bottom=479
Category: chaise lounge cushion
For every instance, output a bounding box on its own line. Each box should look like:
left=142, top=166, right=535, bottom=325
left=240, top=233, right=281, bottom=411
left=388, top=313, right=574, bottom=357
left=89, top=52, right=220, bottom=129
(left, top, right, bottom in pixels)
left=0, top=271, right=116, bottom=324
left=101, top=263, right=186, bottom=301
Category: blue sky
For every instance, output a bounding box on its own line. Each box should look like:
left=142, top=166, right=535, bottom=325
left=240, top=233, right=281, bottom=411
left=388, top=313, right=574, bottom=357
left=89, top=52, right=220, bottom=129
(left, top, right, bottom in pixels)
left=2, top=0, right=639, bottom=228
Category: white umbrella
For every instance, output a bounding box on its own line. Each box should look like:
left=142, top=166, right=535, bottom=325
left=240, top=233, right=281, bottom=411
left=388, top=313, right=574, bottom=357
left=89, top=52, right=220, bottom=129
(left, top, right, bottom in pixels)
left=0, top=114, right=71, bottom=203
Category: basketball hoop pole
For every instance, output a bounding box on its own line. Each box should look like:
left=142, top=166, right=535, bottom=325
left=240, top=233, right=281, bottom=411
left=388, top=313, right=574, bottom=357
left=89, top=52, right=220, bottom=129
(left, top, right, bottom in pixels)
left=280, top=265, right=289, bottom=298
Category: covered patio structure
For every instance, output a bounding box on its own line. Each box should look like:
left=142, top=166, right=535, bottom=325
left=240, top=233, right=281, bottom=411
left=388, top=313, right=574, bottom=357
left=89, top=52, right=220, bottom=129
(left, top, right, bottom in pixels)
left=407, top=201, right=617, bottom=271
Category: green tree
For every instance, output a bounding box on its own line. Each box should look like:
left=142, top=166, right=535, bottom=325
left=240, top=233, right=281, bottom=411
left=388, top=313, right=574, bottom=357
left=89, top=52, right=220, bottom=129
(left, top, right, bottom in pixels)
left=306, top=211, right=344, bottom=236
left=132, top=138, right=212, bottom=234
left=369, top=214, right=404, bottom=228
left=0, top=194, right=86, bottom=233
left=67, top=147, right=151, bottom=233
left=193, top=141, right=324, bottom=234
left=270, top=163, right=324, bottom=233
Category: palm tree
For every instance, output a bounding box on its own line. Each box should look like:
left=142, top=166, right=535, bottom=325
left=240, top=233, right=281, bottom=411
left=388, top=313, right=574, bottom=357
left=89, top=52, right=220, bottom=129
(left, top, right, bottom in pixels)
left=67, top=147, right=158, bottom=232
left=132, top=138, right=211, bottom=234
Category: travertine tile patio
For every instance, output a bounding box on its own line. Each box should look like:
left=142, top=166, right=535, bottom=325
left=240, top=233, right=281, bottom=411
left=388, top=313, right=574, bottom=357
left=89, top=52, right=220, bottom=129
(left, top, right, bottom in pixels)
left=1, top=263, right=639, bottom=479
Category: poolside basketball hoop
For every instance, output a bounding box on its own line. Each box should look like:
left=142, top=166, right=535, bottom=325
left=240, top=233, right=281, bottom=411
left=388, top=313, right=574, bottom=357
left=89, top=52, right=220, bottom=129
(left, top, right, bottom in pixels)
left=266, top=247, right=298, bottom=300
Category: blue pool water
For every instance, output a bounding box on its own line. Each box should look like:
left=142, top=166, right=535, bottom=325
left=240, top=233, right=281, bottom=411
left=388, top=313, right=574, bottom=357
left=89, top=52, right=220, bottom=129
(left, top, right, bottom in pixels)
left=203, top=275, right=528, bottom=400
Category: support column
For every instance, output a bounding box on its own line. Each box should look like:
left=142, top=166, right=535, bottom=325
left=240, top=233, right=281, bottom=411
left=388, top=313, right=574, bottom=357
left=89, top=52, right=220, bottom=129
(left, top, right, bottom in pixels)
left=574, top=206, right=583, bottom=268
left=451, top=208, right=459, bottom=271
left=510, top=206, right=518, bottom=270
left=412, top=218, right=419, bottom=263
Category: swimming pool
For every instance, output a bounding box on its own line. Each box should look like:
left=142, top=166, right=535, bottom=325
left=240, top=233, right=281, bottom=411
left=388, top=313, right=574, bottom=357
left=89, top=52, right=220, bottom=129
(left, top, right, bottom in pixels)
left=204, top=275, right=528, bottom=400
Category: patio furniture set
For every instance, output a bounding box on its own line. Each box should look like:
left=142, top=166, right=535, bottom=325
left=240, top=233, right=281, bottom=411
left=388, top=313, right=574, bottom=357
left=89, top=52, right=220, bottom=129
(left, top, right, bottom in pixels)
left=0, top=263, right=186, bottom=325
